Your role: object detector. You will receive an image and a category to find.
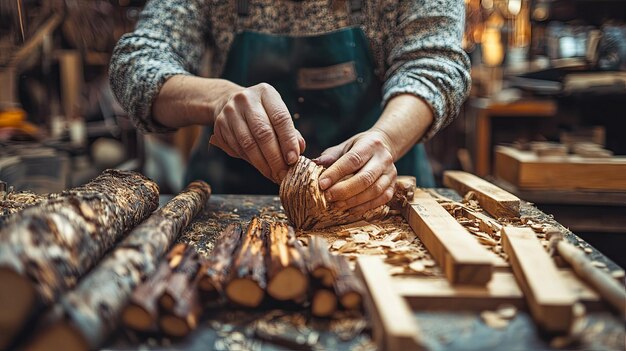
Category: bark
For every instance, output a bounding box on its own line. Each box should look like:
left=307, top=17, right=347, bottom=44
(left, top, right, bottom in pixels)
left=265, top=222, right=309, bottom=301
left=279, top=156, right=389, bottom=230
left=197, top=223, right=244, bottom=301
left=225, top=217, right=268, bottom=308
left=159, top=245, right=201, bottom=312
left=332, top=254, right=365, bottom=311
left=0, top=170, right=159, bottom=349
left=307, top=236, right=337, bottom=287
left=158, top=285, right=202, bottom=338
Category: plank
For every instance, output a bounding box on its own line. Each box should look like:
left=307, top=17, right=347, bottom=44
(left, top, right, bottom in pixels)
left=404, top=198, right=494, bottom=285
left=443, top=171, right=520, bottom=218
left=395, top=270, right=601, bottom=312
left=494, top=146, right=626, bottom=191
left=501, top=226, right=576, bottom=333
left=355, top=256, right=426, bottom=351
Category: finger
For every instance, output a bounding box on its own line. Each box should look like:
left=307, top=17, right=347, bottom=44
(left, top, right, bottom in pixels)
left=314, top=143, right=345, bottom=167
left=242, top=98, right=289, bottom=181
left=325, top=153, right=388, bottom=202
left=318, top=140, right=375, bottom=191
left=259, top=83, right=301, bottom=165
left=209, top=132, right=238, bottom=158
left=227, top=106, right=274, bottom=181
left=333, top=170, right=396, bottom=210
left=350, top=185, right=395, bottom=214
left=297, top=130, right=306, bottom=154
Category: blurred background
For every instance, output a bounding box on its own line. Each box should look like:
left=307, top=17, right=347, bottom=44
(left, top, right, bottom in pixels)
left=1, top=1, right=625, bottom=262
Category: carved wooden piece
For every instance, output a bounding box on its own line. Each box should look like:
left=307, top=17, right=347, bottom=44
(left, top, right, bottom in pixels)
left=0, top=170, right=159, bottom=349
left=280, top=156, right=389, bottom=229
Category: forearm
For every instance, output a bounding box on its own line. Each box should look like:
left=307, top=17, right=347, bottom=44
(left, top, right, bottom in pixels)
left=370, top=94, right=434, bottom=161
left=153, top=75, right=243, bottom=128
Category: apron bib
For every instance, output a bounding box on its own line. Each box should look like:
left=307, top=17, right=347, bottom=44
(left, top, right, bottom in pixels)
left=186, top=1, right=434, bottom=193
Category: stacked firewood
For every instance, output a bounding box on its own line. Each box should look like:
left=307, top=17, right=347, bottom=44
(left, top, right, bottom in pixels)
left=120, top=218, right=364, bottom=339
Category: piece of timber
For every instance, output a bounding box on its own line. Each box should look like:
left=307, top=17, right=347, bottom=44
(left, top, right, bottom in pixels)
left=501, top=226, right=576, bottom=333
left=159, top=245, right=201, bottom=312
left=333, top=254, right=364, bottom=311
left=404, top=198, right=494, bottom=285
left=225, top=217, right=268, bottom=307
left=307, top=236, right=337, bottom=287
left=197, top=223, right=244, bottom=301
left=356, top=256, right=426, bottom=351
left=24, top=182, right=210, bottom=351
left=279, top=156, right=389, bottom=230
left=311, top=288, right=338, bottom=317
left=266, top=222, right=309, bottom=301
left=547, top=230, right=625, bottom=316
left=159, top=283, right=202, bottom=338
left=395, top=270, right=602, bottom=311
left=443, top=170, right=520, bottom=218
left=0, top=170, right=159, bottom=350
left=494, top=146, right=626, bottom=191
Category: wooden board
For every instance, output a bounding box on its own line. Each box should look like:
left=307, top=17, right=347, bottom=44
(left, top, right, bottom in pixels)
left=355, top=256, right=426, bottom=351
left=443, top=171, right=520, bottom=218
left=494, top=146, right=626, bottom=191
left=395, top=270, right=602, bottom=311
left=501, top=227, right=577, bottom=333
left=404, top=198, right=494, bottom=285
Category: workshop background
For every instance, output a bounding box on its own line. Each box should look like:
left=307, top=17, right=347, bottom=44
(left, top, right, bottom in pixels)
left=1, top=1, right=626, bottom=351
left=2, top=0, right=624, bottom=265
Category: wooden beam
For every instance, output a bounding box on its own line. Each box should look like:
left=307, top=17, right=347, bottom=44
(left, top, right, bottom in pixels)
left=443, top=171, right=520, bottom=218
left=501, top=226, right=576, bottom=333
left=355, top=256, right=426, bottom=351
left=404, top=198, right=494, bottom=285
left=395, top=270, right=602, bottom=312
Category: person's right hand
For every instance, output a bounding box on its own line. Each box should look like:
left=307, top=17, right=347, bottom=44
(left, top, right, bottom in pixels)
left=209, top=83, right=306, bottom=183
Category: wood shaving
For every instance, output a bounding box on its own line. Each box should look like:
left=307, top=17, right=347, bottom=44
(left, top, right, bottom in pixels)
left=481, top=310, right=509, bottom=329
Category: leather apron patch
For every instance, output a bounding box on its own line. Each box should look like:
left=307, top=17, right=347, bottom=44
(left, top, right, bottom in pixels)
left=297, top=61, right=357, bottom=90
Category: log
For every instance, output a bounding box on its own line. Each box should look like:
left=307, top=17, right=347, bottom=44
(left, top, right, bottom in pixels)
left=0, top=170, right=159, bottom=349
left=24, top=181, right=210, bottom=350
left=159, top=245, right=201, bottom=312
left=159, top=284, right=202, bottom=338
left=279, top=156, right=389, bottom=230
left=404, top=198, right=494, bottom=285
left=197, top=223, right=244, bottom=301
left=266, top=222, right=309, bottom=301
left=311, top=288, right=337, bottom=317
left=501, top=226, right=576, bottom=333
left=307, top=236, right=337, bottom=287
left=225, top=217, right=268, bottom=307
left=332, top=254, right=364, bottom=311
left=443, top=170, right=520, bottom=218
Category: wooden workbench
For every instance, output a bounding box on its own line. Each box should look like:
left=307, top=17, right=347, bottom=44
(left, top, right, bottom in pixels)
left=106, top=191, right=624, bottom=351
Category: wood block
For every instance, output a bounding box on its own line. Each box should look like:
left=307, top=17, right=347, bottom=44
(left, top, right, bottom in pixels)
left=501, top=226, right=576, bottom=333
left=395, top=270, right=602, bottom=312
left=404, top=198, right=494, bottom=285
left=494, top=146, right=626, bottom=191
left=443, top=171, right=520, bottom=218
left=355, top=256, right=426, bottom=351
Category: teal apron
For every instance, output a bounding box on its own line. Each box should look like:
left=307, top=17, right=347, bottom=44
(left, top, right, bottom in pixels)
left=186, top=0, right=434, bottom=193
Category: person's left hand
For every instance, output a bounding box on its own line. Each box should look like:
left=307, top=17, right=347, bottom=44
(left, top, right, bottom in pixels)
left=314, top=130, right=397, bottom=214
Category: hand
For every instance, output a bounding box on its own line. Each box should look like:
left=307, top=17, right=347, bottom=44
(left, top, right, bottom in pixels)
left=209, top=83, right=306, bottom=183
left=314, top=130, right=397, bottom=213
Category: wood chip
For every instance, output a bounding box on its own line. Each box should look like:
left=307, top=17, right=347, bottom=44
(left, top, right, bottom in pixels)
left=331, top=240, right=347, bottom=250
left=481, top=311, right=509, bottom=329
left=611, top=270, right=625, bottom=279
left=352, top=233, right=370, bottom=244
left=408, top=261, right=425, bottom=273
left=496, top=304, right=517, bottom=320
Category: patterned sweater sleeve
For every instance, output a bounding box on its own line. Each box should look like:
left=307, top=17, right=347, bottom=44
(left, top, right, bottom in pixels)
left=109, top=0, right=209, bottom=133
left=381, top=0, right=471, bottom=141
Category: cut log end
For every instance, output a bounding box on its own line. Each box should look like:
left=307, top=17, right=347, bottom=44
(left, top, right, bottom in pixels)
left=312, top=289, right=337, bottom=317
left=225, top=278, right=264, bottom=307
left=312, top=267, right=335, bottom=287
left=267, top=266, right=308, bottom=301
left=159, top=314, right=196, bottom=338
left=26, top=322, right=89, bottom=351
left=121, top=304, right=154, bottom=332
left=0, top=267, right=36, bottom=349
left=340, top=292, right=362, bottom=310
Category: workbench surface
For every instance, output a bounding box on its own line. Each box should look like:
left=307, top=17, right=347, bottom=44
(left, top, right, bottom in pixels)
left=108, top=191, right=624, bottom=351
